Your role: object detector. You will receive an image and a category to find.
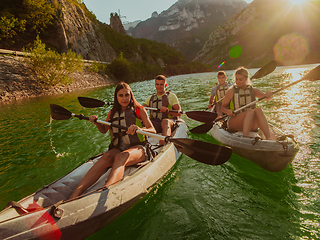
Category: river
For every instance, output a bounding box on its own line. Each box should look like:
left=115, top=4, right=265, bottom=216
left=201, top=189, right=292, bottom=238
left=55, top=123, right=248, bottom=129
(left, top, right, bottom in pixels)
left=0, top=64, right=319, bottom=239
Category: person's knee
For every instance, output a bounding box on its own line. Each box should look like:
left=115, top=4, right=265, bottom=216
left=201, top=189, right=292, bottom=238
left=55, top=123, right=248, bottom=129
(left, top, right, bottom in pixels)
left=100, top=152, right=114, bottom=166
left=254, top=108, right=263, bottom=114
left=114, top=152, right=129, bottom=167
left=246, top=109, right=255, bottom=117
left=161, top=118, right=170, bottom=126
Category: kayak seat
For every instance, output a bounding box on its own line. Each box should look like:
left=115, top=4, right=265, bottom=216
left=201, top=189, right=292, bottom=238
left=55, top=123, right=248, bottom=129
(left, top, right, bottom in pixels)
left=85, top=168, right=112, bottom=193
left=125, top=161, right=150, bottom=176
left=32, top=183, right=74, bottom=207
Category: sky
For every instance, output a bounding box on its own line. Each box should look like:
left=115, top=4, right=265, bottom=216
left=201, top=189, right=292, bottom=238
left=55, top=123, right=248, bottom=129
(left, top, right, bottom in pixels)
left=83, top=0, right=254, bottom=24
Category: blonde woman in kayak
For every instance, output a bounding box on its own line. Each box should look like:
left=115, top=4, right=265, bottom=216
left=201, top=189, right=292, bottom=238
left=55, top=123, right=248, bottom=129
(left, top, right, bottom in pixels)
left=221, top=67, right=273, bottom=139
left=69, top=82, right=156, bottom=199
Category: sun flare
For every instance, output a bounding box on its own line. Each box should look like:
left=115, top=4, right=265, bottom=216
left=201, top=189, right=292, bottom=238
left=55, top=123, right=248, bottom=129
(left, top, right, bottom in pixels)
left=288, top=0, right=309, bottom=5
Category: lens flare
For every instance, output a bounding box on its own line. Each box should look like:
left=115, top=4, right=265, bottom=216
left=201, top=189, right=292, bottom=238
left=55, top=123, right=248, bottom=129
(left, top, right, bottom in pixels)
left=218, top=61, right=225, bottom=68
left=229, top=45, right=242, bottom=58
left=288, top=0, right=309, bottom=5
left=273, top=33, right=309, bottom=66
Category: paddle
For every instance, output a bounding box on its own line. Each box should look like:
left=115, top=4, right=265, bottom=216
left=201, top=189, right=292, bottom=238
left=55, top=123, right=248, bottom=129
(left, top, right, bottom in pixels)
left=191, top=64, right=320, bottom=134
left=207, top=60, right=278, bottom=109
left=50, top=104, right=232, bottom=165
left=78, top=96, right=217, bottom=123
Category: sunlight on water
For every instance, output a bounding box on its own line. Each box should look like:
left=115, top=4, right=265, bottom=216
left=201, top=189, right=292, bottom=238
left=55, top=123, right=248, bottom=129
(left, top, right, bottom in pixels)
left=1, top=65, right=320, bottom=239
left=48, top=117, right=70, bottom=158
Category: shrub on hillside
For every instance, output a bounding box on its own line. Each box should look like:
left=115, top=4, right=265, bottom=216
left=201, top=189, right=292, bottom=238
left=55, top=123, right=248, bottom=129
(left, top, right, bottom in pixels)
left=24, top=36, right=84, bottom=86
left=107, top=53, right=134, bottom=82
left=0, top=14, right=26, bottom=41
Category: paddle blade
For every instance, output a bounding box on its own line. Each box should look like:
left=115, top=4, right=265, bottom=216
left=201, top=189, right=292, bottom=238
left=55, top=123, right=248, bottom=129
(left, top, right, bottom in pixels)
left=186, top=111, right=217, bottom=123
left=251, top=60, right=277, bottom=79
left=189, top=122, right=214, bottom=134
left=300, top=65, right=320, bottom=81
left=78, top=97, right=106, bottom=108
left=170, top=138, right=232, bottom=165
left=50, top=104, right=72, bottom=120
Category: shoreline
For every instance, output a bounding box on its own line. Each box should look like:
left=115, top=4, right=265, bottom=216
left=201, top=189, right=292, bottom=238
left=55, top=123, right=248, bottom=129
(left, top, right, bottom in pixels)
left=0, top=55, right=115, bottom=103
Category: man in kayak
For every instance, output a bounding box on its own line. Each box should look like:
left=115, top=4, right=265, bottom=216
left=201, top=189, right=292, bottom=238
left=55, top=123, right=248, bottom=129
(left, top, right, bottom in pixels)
left=143, top=75, right=181, bottom=145
left=221, top=67, right=273, bottom=139
left=208, top=71, right=231, bottom=117
left=68, top=82, right=156, bottom=199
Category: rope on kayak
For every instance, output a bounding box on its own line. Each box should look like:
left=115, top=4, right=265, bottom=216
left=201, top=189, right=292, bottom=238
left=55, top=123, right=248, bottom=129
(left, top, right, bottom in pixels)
left=277, top=134, right=297, bottom=144
left=252, top=137, right=262, bottom=145
left=276, top=134, right=298, bottom=156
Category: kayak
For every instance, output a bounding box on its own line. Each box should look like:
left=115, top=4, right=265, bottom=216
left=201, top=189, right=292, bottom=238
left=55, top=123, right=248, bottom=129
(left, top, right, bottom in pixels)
left=0, top=120, right=188, bottom=240
left=209, top=121, right=299, bottom=172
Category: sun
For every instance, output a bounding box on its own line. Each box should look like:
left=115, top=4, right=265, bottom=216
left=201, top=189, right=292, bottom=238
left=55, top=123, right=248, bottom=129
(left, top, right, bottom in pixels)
left=288, top=0, right=309, bottom=5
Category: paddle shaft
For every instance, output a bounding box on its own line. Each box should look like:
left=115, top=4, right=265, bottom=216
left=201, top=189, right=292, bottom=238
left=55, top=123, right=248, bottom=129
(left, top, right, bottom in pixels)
left=71, top=113, right=167, bottom=141
left=229, top=76, right=309, bottom=114
left=207, top=60, right=277, bottom=109
left=78, top=97, right=184, bottom=114
left=146, top=107, right=186, bottom=114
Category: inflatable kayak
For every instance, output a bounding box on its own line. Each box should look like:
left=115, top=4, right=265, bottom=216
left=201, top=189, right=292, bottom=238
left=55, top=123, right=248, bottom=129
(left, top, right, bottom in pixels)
left=0, top=120, right=188, bottom=240
left=209, top=121, right=299, bottom=172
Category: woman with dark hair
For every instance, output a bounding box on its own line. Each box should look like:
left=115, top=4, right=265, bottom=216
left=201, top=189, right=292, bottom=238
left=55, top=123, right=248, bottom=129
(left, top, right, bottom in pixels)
left=221, top=67, right=273, bottom=139
left=69, top=82, right=156, bottom=199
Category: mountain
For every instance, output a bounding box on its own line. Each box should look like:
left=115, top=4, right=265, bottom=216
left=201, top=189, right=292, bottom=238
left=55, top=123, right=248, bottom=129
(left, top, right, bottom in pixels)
left=123, top=20, right=141, bottom=31
left=126, top=0, right=248, bottom=61
left=195, top=0, right=320, bottom=68
left=0, top=0, right=187, bottom=67
left=1, top=0, right=212, bottom=82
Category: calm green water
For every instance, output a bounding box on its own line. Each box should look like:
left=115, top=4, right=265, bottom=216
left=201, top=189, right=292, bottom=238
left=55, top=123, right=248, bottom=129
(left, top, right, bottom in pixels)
left=1, top=65, right=319, bottom=239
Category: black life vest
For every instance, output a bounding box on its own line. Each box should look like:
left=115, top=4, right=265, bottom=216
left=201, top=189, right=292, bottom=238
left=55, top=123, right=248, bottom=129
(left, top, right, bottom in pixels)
left=149, top=92, right=175, bottom=120
left=109, top=106, right=146, bottom=149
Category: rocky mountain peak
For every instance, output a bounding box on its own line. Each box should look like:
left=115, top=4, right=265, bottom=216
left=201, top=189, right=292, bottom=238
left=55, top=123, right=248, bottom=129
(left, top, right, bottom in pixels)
left=110, top=13, right=126, bottom=34
left=126, top=0, right=248, bottom=61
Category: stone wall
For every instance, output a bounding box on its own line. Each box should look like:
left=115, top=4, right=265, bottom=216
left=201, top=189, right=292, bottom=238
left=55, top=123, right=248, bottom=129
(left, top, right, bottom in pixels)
left=0, top=56, right=115, bottom=103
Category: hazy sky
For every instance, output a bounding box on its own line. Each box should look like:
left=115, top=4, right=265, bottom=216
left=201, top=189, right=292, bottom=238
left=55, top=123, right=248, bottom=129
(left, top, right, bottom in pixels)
left=83, top=0, right=254, bottom=24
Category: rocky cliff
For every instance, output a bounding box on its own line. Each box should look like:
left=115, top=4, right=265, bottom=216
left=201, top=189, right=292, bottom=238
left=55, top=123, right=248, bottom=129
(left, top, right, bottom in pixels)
left=110, top=13, right=126, bottom=34
left=126, top=0, right=248, bottom=61
left=45, top=0, right=117, bottom=62
left=194, top=0, right=320, bottom=68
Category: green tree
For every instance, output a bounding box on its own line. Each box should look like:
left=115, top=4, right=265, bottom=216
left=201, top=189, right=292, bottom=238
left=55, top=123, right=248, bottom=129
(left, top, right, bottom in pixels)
left=0, top=14, right=26, bottom=40
left=21, top=0, right=56, bottom=33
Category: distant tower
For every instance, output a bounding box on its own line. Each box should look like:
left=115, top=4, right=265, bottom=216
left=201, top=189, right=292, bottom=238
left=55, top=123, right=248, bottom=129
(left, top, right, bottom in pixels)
left=118, top=9, right=126, bottom=21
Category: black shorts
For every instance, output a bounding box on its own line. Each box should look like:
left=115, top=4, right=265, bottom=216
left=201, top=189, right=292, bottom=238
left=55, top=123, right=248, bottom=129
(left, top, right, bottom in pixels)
left=151, top=119, right=162, bottom=133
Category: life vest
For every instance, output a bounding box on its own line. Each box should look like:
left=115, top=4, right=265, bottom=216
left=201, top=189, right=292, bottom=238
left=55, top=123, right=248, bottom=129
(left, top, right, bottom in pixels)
left=109, top=106, right=146, bottom=149
left=215, top=82, right=230, bottom=102
left=149, top=92, right=175, bottom=120
left=230, top=85, right=256, bottom=113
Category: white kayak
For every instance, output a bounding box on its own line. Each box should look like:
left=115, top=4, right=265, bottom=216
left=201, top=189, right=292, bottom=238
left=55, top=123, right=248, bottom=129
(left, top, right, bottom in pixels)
left=0, top=120, right=188, bottom=240
left=209, top=121, right=299, bottom=172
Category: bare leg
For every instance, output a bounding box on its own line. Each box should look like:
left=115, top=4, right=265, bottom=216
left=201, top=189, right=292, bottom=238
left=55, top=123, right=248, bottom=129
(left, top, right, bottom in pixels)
left=228, top=110, right=258, bottom=137
left=253, top=108, right=271, bottom=139
left=105, top=146, right=146, bottom=187
left=228, top=108, right=270, bottom=139
left=68, top=148, right=120, bottom=199
left=159, top=118, right=174, bottom=145
left=242, top=109, right=255, bottom=137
